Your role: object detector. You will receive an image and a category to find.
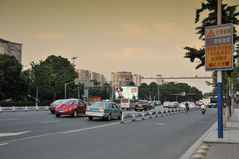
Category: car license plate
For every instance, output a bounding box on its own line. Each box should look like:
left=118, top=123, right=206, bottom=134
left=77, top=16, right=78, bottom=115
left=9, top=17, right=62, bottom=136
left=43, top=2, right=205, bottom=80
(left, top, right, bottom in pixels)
left=59, top=110, right=65, bottom=113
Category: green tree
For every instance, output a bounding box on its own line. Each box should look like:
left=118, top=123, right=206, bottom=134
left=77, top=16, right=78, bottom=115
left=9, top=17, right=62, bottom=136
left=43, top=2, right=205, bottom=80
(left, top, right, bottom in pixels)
left=139, top=82, right=203, bottom=102
left=29, top=55, right=78, bottom=101
left=148, top=82, right=158, bottom=100
left=0, top=54, right=27, bottom=100
left=139, top=83, right=149, bottom=100
left=89, top=83, right=111, bottom=100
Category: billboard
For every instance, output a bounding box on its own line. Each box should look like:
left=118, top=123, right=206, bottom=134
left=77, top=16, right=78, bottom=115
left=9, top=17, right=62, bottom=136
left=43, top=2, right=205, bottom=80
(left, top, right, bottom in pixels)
left=115, top=86, right=138, bottom=100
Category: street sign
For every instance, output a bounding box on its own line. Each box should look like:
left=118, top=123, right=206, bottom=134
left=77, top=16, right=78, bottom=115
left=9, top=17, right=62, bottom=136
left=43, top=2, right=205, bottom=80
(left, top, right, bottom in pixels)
left=205, top=24, right=233, bottom=71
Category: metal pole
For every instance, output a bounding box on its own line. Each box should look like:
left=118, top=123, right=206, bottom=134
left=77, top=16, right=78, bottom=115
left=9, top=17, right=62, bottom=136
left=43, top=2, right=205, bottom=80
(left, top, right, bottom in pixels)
left=228, top=78, right=232, bottom=117
left=111, top=82, right=114, bottom=102
left=77, top=85, right=80, bottom=99
left=64, top=83, right=67, bottom=99
left=156, top=74, right=161, bottom=101
left=217, top=0, right=223, bottom=138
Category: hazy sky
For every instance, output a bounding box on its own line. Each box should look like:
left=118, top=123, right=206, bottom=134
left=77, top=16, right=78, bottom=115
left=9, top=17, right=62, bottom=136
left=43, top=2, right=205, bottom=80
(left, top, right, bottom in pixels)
left=0, top=0, right=238, bottom=93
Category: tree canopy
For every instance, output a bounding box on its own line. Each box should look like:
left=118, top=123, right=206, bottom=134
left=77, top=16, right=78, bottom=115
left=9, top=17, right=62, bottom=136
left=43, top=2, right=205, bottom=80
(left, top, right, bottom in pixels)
left=138, top=82, right=202, bottom=102
left=184, top=0, right=239, bottom=69
left=26, top=55, right=78, bottom=101
left=0, top=54, right=27, bottom=100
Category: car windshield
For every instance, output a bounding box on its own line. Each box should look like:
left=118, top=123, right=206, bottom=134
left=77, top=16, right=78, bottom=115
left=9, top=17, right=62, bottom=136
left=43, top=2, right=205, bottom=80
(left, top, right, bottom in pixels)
left=121, top=99, right=129, bottom=103
left=90, top=102, right=108, bottom=108
left=53, top=99, right=75, bottom=106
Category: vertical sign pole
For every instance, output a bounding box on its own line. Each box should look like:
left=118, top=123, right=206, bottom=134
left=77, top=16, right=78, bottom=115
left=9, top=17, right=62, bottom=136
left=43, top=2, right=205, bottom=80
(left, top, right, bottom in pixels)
left=217, top=0, right=223, bottom=138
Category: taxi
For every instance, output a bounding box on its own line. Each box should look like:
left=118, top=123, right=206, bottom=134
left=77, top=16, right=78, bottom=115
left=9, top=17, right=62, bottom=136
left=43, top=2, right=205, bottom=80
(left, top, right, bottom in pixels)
left=86, top=101, right=122, bottom=121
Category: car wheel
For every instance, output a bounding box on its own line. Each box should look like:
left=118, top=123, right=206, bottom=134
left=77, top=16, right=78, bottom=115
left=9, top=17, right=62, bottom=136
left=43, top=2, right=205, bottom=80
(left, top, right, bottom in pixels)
left=107, top=114, right=111, bottom=121
left=72, top=110, right=78, bottom=118
left=56, top=114, right=60, bottom=117
left=117, top=113, right=122, bottom=120
left=88, top=116, right=93, bottom=120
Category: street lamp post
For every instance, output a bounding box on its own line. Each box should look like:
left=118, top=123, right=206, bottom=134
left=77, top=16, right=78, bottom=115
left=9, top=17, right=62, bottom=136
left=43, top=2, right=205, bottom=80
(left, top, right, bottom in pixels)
left=28, top=95, right=39, bottom=107
left=64, top=81, right=75, bottom=99
left=72, top=56, right=77, bottom=67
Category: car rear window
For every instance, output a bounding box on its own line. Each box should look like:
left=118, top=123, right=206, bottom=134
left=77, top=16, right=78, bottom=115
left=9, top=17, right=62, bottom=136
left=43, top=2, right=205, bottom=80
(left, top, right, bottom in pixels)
left=52, top=99, right=75, bottom=106
left=52, top=100, right=65, bottom=106
left=121, top=99, right=130, bottom=103
left=90, top=102, right=108, bottom=108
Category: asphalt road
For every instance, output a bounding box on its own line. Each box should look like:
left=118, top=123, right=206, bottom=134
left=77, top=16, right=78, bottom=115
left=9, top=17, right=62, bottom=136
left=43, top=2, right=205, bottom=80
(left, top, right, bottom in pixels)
left=0, top=109, right=217, bottom=159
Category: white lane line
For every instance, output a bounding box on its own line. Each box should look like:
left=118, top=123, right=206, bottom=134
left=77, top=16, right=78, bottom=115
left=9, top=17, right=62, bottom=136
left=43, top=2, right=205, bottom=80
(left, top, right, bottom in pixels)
left=0, top=122, right=120, bottom=145
left=0, top=131, right=31, bottom=138
left=154, top=123, right=165, bottom=126
left=40, top=120, right=60, bottom=124
left=62, top=122, right=120, bottom=134
left=0, top=143, right=9, bottom=146
left=0, top=118, right=19, bottom=122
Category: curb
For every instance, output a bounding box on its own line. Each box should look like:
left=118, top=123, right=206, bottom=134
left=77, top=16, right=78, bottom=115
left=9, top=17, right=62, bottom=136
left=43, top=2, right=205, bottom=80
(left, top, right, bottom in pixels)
left=179, top=122, right=217, bottom=159
left=190, top=144, right=210, bottom=159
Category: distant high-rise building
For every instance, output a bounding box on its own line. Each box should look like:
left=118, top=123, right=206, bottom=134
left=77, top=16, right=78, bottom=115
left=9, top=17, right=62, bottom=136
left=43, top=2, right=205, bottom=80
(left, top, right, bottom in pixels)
left=111, top=71, right=141, bottom=86
left=133, top=74, right=142, bottom=86
left=77, top=69, right=107, bottom=85
left=0, top=38, right=22, bottom=63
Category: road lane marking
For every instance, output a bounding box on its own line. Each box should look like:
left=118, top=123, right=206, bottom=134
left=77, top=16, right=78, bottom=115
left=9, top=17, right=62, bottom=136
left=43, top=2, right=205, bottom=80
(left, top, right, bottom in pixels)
left=0, top=131, right=30, bottom=138
left=0, top=122, right=120, bottom=146
left=62, top=122, right=120, bottom=134
left=0, top=118, right=19, bottom=122
left=154, top=123, right=165, bottom=126
left=0, top=143, right=9, bottom=146
left=40, top=120, right=60, bottom=124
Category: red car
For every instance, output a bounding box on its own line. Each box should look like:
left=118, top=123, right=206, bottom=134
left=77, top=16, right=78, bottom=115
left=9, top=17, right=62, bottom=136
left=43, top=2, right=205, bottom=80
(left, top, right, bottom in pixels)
left=55, top=99, right=87, bottom=118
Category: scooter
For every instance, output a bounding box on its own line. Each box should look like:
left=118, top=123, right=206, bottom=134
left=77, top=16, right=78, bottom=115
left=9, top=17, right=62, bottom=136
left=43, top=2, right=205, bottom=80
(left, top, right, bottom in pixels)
left=201, top=108, right=206, bottom=114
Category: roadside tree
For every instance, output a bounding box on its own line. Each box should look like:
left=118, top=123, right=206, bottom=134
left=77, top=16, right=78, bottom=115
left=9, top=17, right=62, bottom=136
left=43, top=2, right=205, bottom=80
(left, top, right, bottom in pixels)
left=184, top=0, right=239, bottom=93
left=0, top=54, right=27, bottom=100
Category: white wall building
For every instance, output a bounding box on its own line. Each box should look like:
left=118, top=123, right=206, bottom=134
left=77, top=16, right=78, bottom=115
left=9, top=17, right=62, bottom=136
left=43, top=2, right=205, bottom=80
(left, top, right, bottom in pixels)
left=0, top=38, right=22, bottom=64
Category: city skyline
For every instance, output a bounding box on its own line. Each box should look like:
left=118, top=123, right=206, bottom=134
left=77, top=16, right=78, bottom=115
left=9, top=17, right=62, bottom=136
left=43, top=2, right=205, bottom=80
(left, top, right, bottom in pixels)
left=0, top=0, right=238, bottom=93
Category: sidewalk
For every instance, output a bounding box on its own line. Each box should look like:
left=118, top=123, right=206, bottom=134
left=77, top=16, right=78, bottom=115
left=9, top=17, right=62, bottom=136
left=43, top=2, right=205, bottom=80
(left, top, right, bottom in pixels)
left=191, top=108, right=239, bottom=159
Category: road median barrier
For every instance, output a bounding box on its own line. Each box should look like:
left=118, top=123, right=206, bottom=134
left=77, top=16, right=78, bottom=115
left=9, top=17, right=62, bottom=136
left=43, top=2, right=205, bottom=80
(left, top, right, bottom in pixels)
left=121, top=107, right=188, bottom=123
left=0, top=106, right=49, bottom=112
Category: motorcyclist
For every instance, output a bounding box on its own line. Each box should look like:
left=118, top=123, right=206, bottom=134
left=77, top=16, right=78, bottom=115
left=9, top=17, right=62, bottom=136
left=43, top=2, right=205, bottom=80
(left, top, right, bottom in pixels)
left=201, top=103, right=206, bottom=114
left=185, top=101, right=189, bottom=112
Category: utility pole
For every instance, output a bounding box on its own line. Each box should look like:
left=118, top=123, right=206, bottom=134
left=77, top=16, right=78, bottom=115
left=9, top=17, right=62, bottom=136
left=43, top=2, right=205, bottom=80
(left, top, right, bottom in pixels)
left=156, top=74, right=162, bottom=101
left=64, top=81, right=74, bottom=99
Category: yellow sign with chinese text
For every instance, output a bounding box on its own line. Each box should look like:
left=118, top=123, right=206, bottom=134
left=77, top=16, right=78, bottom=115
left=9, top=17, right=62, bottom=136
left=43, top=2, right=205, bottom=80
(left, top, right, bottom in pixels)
left=205, top=24, right=233, bottom=71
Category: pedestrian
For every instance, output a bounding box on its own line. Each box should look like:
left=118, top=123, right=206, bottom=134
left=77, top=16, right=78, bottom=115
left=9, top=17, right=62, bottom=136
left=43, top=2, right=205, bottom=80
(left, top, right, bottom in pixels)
left=185, top=101, right=189, bottom=112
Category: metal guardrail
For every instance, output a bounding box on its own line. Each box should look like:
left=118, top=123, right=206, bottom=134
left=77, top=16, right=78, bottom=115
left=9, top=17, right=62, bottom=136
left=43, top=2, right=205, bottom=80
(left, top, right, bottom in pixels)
left=121, top=107, right=200, bottom=123
left=0, top=106, right=49, bottom=112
